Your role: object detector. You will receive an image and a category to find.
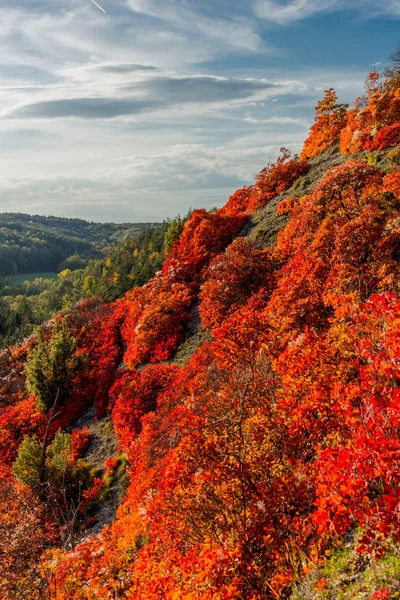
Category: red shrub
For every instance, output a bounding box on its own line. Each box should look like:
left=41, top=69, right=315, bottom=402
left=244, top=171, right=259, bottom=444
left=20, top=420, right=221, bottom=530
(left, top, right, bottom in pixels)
left=248, top=147, right=309, bottom=211
left=371, top=123, right=400, bottom=150
left=199, top=238, right=277, bottom=330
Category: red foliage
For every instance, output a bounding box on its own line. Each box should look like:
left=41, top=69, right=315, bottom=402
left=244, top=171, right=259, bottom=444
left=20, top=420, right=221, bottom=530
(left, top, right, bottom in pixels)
left=370, top=123, right=400, bottom=150
left=0, top=464, right=55, bottom=597
left=70, top=427, right=91, bottom=462
left=110, top=363, right=179, bottom=449
left=221, top=185, right=254, bottom=215
left=340, top=71, right=400, bottom=155
left=104, top=456, right=118, bottom=474
left=0, top=397, right=45, bottom=465
left=313, top=293, right=400, bottom=545
left=162, top=208, right=248, bottom=284
left=81, top=477, right=104, bottom=511
left=383, top=171, right=400, bottom=199
left=312, top=159, right=383, bottom=217
left=248, top=147, right=309, bottom=211
left=122, top=280, right=193, bottom=367
left=199, top=238, right=277, bottom=330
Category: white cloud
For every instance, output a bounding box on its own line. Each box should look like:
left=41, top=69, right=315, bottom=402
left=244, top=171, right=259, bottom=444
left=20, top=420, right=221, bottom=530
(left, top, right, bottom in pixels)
left=126, top=0, right=265, bottom=53
left=255, top=0, right=400, bottom=24
left=243, top=115, right=309, bottom=126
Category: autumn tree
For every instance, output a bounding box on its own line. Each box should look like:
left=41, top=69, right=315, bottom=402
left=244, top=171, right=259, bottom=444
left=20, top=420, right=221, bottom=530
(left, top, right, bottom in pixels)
left=301, top=88, right=348, bottom=159
left=312, top=159, right=382, bottom=218
left=199, top=238, right=276, bottom=330
left=0, top=465, right=54, bottom=600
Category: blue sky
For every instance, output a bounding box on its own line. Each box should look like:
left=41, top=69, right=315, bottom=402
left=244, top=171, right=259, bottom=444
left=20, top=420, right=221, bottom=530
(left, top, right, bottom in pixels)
left=0, top=0, right=398, bottom=222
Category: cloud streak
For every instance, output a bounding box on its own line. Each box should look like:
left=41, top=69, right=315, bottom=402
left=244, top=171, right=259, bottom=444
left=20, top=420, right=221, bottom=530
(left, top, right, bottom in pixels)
left=89, top=0, right=107, bottom=14
left=255, top=0, right=400, bottom=24
left=6, top=73, right=302, bottom=120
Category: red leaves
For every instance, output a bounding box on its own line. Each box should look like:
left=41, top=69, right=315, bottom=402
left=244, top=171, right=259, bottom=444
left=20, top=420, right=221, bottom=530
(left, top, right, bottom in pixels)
left=70, top=427, right=91, bottom=462
left=81, top=477, right=105, bottom=511
left=110, top=363, right=179, bottom=449
left=199, top=238, right=276, bottom=331
left=370, top=123, right=400, bottom=150
left=162, top=209, right=248, bottom=284
left=340, top=72, right=400, bottom=155
left=123, top=281, right=193, bottom=367
left=312, top=160, right=383, bottom=217
left=249, top=147, right=309, bottom=211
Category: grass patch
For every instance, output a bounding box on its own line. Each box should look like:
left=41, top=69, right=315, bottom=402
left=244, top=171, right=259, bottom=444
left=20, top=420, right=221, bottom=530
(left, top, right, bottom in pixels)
left=292, top=537, right=400, bottom=599
left=8, top=272, right=58, bottom=285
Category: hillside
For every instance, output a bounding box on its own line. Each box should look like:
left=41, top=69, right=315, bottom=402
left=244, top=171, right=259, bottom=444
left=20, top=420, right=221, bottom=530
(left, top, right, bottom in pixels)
left=0, top=58, right=400, bottom=599
left=0, top=220, right=175, bottom=348
left=0, top=213, right=158, bottom=277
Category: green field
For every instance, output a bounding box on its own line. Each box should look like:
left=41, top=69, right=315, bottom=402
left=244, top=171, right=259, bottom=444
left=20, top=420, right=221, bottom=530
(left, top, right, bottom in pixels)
left=8, top=272, right=58, bottom=285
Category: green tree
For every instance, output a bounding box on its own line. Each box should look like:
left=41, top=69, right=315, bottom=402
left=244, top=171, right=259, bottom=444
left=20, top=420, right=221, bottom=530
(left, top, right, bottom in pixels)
left=46, top=429, right=72, bottom=481
left=13, top=430, right=73, bottom=489
left=12, top=434, right=42, bottom=488
left=164, top=215, right=185, bottom=253
left=25, top=319, right=80, bottom=412
left=83, top=275, right=96, bottom=297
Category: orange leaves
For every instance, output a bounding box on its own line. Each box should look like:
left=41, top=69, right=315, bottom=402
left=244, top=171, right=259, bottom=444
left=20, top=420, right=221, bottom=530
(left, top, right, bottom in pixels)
left=383, top=171, right=400, bottom=200
left=0, top=469, right=55, bottom=598
left=371, top=123, right=400, bottom=150
left=340, top=71, right=400, bottom=155
left=312, top=160, right=383, bottom=217
left=301, top=88, right=348, bottom=159
left=221, top=185, right=254, bottom=215
left=311, top=294, right=400, bottom=543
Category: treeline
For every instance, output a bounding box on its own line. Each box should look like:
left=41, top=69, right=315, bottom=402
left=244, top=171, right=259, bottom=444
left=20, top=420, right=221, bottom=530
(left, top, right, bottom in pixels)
left=0, top=216, right=187, bottom=347
left=0, top=213, right=158, bottom=277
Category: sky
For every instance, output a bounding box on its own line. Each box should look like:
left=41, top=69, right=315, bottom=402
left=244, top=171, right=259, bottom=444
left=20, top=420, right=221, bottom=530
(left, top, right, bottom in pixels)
left=0, top=0, right=399, bottom=222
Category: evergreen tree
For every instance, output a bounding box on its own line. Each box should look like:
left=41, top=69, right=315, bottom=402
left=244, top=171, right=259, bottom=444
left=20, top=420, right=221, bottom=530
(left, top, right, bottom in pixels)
left=164, top=215, right=185, bottom=253
left=25, top=319, right=80, bottom=412
left=46, top=429, right=72, bottom=482
left=12, top=435, right=42, bottom=488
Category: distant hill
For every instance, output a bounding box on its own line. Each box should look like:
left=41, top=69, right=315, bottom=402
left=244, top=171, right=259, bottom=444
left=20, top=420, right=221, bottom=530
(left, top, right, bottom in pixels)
left=0, top=213, right=159, bottom=277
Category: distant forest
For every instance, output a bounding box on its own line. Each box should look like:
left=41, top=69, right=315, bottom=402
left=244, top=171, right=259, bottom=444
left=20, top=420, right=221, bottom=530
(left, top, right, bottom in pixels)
left=0, top=213, right=158, bottom=277
left=0, top=214, right=187, bottom=347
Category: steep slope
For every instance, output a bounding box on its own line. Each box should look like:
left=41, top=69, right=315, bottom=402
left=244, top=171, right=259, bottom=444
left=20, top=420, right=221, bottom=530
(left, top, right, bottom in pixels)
left=0, top=59, right=399, bottom=599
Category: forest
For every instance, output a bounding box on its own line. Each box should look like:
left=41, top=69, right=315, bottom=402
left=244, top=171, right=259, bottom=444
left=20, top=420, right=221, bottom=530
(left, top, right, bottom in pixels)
left=0, top=217, right=182, bottom=348
left=0, top=52, right=399, bottom=599
left=0, top=213, right=157, bottom=277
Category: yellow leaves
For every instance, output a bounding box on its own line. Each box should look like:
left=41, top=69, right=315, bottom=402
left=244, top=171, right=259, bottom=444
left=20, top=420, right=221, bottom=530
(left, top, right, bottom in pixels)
left=59, top=268, right=71, bottom=278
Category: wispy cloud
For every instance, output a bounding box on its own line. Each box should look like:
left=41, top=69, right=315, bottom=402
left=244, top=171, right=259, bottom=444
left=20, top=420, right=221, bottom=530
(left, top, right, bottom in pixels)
left=255, top=0, right=400, bottom=24
left=243, top=115, right=309, bottom=126
left=126, top=0, right=266, bottom=53
left=5, top=71, right=306, bottom=120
